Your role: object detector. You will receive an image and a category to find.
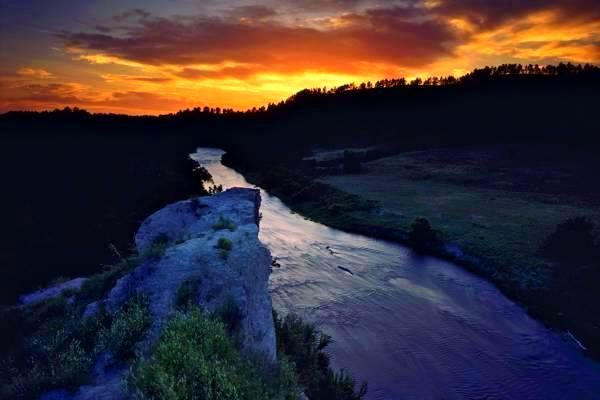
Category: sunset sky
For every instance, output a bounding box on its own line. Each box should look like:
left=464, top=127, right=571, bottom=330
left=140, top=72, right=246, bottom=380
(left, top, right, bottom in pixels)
left=1, top=0, right=599, bottom=114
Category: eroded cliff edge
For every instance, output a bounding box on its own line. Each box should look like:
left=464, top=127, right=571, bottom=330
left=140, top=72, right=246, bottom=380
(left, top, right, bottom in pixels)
left=41, top=187, right=276, bottom=400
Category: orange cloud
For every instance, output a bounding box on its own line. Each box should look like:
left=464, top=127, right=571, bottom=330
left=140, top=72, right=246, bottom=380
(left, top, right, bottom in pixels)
left=0, top=81, right=192, bottom=115
left=60, top=8, right=454, bottom=71
left=441, top=9, right=600, bottom=70
left=16, top=68, right=54, bottom=79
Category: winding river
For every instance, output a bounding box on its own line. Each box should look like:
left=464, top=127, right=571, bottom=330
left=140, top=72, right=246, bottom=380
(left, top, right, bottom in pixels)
left=192, top=148, right=600, bottom=400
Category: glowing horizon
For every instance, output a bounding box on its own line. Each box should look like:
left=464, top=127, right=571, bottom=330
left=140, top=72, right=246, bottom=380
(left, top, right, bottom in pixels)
left=1, top=0, right=599, bottom=115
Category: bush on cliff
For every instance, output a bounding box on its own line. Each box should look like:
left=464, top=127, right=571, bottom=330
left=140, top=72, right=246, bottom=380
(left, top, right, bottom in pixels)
left=175, top=278, right=201, bottom=312
left=0, top=291, right=152, bottom=399
left=1, top=304, right=94, bottom=398
left=77, top=242, right=168, bottom=305
left=213, top=216, right=237, bottom=231
left=218, top=237, right=233, bottom=259
left=128, top=307, right=299, bottom=400
left=0, top=295, right=97, bottom=399
left=408, top=217, right=442, bottom=254
left=274, top=312, right=368, bottom=400
left=97, top=293, right=152, bottom=361
left=1, top=330, right=93, bottom=399
left=215, top=295, right=244, bottom=337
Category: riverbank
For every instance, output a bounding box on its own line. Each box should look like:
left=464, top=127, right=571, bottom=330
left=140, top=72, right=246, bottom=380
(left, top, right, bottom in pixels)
left=221, top=147, right=600, bottom=359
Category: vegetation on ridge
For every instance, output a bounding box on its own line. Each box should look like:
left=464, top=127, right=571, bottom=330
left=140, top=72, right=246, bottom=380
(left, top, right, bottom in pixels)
left=0, top=292, right=152, bottom=399
left=213, top=216, right=237, bottom=231
left=274, top=312, right=367, bottom=400
left=128, top=307, right=299, bottom=400
left=218, top=237, right=233, bottom=259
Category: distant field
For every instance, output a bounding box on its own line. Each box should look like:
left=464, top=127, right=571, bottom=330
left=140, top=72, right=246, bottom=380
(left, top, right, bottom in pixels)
left=317, top=148, right=600, bottom=289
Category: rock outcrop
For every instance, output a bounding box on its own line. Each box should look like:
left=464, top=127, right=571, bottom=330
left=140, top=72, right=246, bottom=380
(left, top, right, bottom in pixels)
left=19, top=277, right=87, bottom=306
left=43, top=188, right=276, bottom=400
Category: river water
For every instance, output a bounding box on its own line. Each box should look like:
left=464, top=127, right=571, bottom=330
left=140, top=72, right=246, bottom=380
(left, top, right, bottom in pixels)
left=192, top=148, right=600, bottom=400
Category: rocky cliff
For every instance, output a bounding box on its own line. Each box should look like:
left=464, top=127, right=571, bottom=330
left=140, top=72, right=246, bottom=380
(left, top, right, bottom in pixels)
left=41, top=188, right=276, bottom=400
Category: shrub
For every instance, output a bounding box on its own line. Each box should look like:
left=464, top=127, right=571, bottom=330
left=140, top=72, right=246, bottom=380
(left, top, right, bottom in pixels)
left=21, top=295, right=70, bottom=327
left=128, top=308, right=271, bottom=400
left=97, top=293, right=151, bottom=361
left=213, top=216, right=237, bottom=231
left=272, top=356, right=300, bottom=400
left=1, top=308, right=97, bottom=399
left=146, top=235, right=171, bottom=259
left=3, top=335, right=93, bottom=399
left=274, top=312, right=367, bottom=400
left=1, top=271, right=152, bottom=398
left=542, top=216, right=597, bottom=264
left=77, top=264, right=129, bottom=304
left=78, top=304, right=113, bottom=351
left=175, top=279, right=201, bottom=312
left=77, top=242, right=171, bottom=305
left=1, top=292, right=152, bottom=398
left=152, top=233, right=170, bottom=247
left=408, top=217, right=442, bottom=254
left=214, top=295, right=244, bottom=336
left=217, top=238, right=233, bottom=259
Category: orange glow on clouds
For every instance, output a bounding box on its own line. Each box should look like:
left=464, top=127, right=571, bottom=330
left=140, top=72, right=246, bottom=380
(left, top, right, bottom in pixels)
left=1, top=0, right=598, bottom=115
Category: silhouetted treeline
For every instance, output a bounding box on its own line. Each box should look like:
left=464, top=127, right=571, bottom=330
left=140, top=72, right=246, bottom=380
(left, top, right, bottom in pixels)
left=153, top=62, right=600, bottom=115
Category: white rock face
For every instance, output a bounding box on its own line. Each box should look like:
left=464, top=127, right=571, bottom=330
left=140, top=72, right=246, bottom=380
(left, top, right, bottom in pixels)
left=130, top=187, right=276, bottom=359
left=43, top=188, right=276, bottom=400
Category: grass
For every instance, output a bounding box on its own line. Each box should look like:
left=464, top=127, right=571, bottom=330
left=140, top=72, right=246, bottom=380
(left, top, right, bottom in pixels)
left=1, top=285, right=152, bottom=399
left=318, top=149, right=600, bottom=288
left=299, top=147, right=600, bottom=356
left=213, top=216, right=237, bottom=231
left=217, top=238, right=233, bottom=259
left=97, top=293, right=152, bottom=361
left=1, top=300, right=97, bottom=399
left=77, top=241, right=169, bottom=305
left=174, top=278, right=202, bottom=312
left=124, top=299, right=366, bottom=400
left=127, top=307, right=299, bottom=400
left=214, top=295, right=244, bottom=337
left=274, top=312, right=367, bottom=400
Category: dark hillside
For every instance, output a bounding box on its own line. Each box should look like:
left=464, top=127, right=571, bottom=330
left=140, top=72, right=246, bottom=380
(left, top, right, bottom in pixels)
left=224, top=64, right=600, bottom=168
left=0, top=113, right=210, bottom=303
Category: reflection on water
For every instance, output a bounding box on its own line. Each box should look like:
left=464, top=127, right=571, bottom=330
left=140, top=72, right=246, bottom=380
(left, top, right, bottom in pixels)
left=192, top=148, right=600, bottom=400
